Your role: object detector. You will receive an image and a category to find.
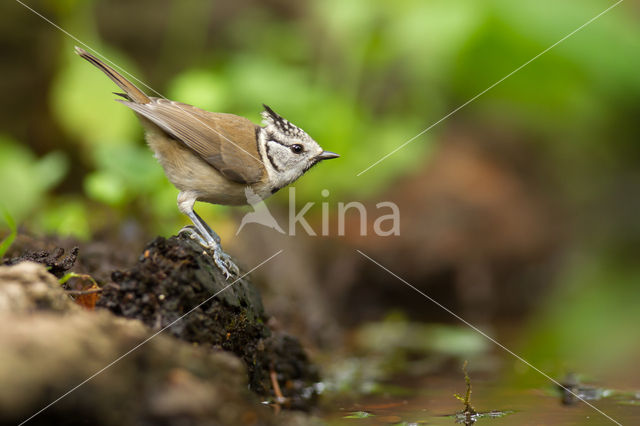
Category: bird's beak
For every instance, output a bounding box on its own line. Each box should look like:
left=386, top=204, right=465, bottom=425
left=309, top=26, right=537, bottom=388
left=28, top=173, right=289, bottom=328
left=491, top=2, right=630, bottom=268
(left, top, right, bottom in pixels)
left=317, top=151, right=340, bottom=160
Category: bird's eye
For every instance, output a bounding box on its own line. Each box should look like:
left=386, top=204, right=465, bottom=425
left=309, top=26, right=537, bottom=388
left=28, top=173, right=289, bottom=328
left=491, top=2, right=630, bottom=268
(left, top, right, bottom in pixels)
left=290, top=144, right=303, bottom=154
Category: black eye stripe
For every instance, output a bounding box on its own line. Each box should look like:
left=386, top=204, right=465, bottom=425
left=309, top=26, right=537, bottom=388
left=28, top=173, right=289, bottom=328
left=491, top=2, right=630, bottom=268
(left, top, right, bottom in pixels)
left=268, top=138, right=289, bottom=148
left=265, top=129, right=306, bottom=156
left=267, top=137, right=304, bottom=153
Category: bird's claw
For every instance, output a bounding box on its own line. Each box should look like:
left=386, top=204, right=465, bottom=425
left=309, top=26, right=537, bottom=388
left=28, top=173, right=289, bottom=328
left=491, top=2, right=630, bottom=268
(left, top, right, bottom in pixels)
left=179, top=226, right=202, bottom=242
left=223, top=252, right=240, bottom=276
left=179, top=226, right=239, bottom=279
left=213, top=250, right=239, bottom=280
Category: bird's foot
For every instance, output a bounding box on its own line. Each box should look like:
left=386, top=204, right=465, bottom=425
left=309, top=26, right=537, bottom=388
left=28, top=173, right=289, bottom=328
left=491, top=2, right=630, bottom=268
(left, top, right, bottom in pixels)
left=179, top=226, right=206, bottom=245
left=179, top=226, right=239, bottom=279
left=212, top=246, right=240, bottom=279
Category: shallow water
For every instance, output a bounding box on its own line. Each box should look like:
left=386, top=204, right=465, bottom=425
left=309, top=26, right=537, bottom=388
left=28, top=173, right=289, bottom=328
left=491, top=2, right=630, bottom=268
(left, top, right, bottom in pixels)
left=320, top=375, right=639, bottom=425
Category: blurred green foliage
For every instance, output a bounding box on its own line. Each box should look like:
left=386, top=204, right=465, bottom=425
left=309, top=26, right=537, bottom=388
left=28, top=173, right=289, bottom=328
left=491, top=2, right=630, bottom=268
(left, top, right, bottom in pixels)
left=0, top=135, right=68, bottom=226
left=2, top=0, right=638, bottom=240
left=51, top=43, right=140, bottom=146
left=509, top=251, right=640, bottom=388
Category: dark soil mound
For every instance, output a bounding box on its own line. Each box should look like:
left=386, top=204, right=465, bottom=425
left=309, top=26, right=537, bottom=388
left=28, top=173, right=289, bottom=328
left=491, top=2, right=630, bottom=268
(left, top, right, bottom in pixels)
left=97, top=235, right=320, bottom=410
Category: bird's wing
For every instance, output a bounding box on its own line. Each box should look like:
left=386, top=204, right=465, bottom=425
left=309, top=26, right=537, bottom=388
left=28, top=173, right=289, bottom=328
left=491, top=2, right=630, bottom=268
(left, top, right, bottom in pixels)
left=119, top=98, right=265, bottom=184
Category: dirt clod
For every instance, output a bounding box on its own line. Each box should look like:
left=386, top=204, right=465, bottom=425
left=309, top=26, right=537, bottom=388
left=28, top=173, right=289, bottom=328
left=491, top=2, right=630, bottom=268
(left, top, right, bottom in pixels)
left=3, top=245, right=78, bottom=278
left=97, top=234, right=320, bottom=410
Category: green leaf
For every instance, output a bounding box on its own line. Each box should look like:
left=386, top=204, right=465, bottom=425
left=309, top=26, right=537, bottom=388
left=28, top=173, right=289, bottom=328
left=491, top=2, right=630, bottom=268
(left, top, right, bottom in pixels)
left=0, top=135, right=68, bottom=222
left=59, top=271, right=97, bottom=286
left=59, top=271, right=80, bottom=285
left=35, top=151, right=69, bottom=191
left=84, top=171, right=127, bottom=205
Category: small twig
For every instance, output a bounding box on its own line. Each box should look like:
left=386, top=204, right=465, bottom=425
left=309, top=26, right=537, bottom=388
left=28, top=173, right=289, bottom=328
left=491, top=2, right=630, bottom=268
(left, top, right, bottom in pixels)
left=269, top=365, right=286, bottom=415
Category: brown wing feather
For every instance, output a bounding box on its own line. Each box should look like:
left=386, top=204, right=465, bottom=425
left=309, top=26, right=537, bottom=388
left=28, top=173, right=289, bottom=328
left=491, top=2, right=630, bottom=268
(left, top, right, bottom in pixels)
left=118, top=98, right=265, bottom=184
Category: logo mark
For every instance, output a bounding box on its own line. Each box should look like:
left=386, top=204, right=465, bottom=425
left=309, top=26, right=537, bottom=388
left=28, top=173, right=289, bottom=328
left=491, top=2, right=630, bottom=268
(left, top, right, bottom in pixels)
left=236, top=187, right=285, bottom=235
left=236, top=187, right=400, bottom=237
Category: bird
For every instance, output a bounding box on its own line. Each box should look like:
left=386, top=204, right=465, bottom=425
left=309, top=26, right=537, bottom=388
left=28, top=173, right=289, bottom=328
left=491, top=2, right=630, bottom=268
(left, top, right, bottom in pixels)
left=75, top=46, right=339, bottom=278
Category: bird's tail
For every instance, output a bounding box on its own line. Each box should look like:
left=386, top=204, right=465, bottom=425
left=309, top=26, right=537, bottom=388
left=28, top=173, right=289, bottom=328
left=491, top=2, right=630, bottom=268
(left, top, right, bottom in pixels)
left=74, top=46, right=151, bottom=104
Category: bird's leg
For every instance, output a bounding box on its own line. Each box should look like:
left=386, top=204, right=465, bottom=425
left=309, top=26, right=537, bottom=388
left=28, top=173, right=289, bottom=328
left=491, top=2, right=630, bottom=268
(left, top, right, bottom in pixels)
left=193, top=210, right=220, bottom=244
left=182, top=209, right=240, bottom=278
left=177, top=192, right=239, bottom=279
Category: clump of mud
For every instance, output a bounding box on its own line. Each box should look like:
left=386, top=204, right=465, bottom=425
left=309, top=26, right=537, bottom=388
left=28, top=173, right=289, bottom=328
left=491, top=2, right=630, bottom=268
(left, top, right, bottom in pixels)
left=97, top=235, right=320, bottom=410
left=2, top=245, right=78, bottom=278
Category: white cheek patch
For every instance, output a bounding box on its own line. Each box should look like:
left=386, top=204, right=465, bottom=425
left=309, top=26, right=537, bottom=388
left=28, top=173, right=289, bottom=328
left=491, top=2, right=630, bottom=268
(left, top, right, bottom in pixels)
left=258, top=122, right=324, bottom=190
left=263, top=142, right=307, bottom=189
left=271, top=145, right=290, bottom=170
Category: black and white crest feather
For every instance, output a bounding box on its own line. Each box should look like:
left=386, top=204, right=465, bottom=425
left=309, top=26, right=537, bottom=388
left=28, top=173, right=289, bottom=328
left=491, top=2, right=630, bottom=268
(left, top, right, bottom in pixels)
left=258, top=103, right=337, bottom=191
left=261, top=104, right=305, bottom=138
